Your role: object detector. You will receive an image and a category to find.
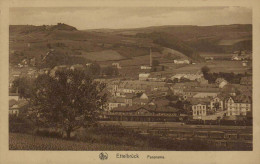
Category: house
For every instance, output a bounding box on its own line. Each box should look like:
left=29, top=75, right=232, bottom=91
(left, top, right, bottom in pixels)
left=70, top=64, right=84, bottom=71
left=210, top=96, right=224, bottom=111
left=231, top=54, right=250, bottom=61
left=139, top=73, right=150, bottom=81
left=115, top=80, right=167, bottom=94
left=147, top=77, right=166, bottom=82
left=184, top=87, right=220, bottom=99
left=86, top=63, right=93, bottom=67
left=30, top=58, right=36, bottom=66
left=9, top=103, right=20, bottom=116
left=173, top=59, right=190, bottom=64
left=240, top=76, right=252, bottom=86
left=205, top=57, right=214, bottom=60
left=21, top=59, right=29, bottom=66
left=191, top=98, right=227, bottom=120
left=219, top=80, right=228, bottom=88
left=232, top=56, right=242, bottom=61
left=9, top=99, right=29, bottom=117
left=141, top=66, right=152, bottom=70
left=192, top=102, right=208, bottom=119
left=197, top=77, right=209, bottom=85
left=242, top=61, right=248, bottom=67
left=107, top=92, right=135, bottom=111
left=170, top=82, right=198, bottom=95
left=38, top=68, right=51, bottom=75
left=112, top=63, right=121, bottom=69
left=215, top=78, right=228, bottom=88
left=108, top=97, right=131, bottom=111
left=171, top=73, right=203, bottom=81
left=226, top=95, right=252, bottom=116
left=215, top=78, right=226, bottom=84
left=9, top=69, right=21, bottom=85
left=193, top=92, right=219, bottom=98
left=50, top=65, right=68, bottom=77
left=133, top=93, right=150, bottom=106
left=9, top=92, right=20, bottom=101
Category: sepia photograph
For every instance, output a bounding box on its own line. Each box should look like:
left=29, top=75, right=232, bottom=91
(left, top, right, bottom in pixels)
left=8, top=6, right=253, bottom=152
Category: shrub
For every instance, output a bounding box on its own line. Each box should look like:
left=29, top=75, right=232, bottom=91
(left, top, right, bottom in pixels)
left=34, top=128, right=63, bottom=138
left=9, top=115, right=35, bottom=133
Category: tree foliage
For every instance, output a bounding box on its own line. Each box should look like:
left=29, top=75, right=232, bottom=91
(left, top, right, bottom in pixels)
left=11, top=77, right=34, bottom=100
left=86, top=62, right=101, bottom=76
left=201, top=66, right=210, bottom=75
left=101, top=66, right=119, bottom=76
left=30, top=69, right=107, bottom=138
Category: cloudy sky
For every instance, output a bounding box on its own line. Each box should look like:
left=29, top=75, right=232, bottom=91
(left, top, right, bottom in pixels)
left=10, top=7, right=252, bottom=30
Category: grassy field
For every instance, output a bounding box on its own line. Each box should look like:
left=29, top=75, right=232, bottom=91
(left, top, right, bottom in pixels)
left=199, top=52, right=234, bottom=58
left=155, top=60, right=250, bottom=77
left=80, top=50, right=126, bottom=61
left=9, top=133, right=153, bottom=151
left=99, top=121, right=252, bottom=133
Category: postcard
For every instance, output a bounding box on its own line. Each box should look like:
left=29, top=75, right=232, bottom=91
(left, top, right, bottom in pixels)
left=1, top=0, right=260, bottom=163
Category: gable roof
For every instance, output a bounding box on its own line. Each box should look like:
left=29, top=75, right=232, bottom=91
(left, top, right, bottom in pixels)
left=215, top=78, right=227, bottom=84
left=228, top=95, right=252, bottom=103
left=9, top=99, right=17, bottom=107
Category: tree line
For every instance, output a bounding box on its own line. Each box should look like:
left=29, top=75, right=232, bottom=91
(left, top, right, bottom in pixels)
left=201, top=66, right=251, bottom=84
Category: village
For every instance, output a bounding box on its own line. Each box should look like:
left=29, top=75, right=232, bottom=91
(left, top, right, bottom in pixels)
left=9, top=48, right=252, bottom=125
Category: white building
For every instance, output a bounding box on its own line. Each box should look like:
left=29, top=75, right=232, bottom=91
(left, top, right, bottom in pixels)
left=192, top=103, right=208, bottom=119
left=141, top=66, right=152, bottom=70
left=112, top=63, right=121, bottom=69
left=139, top=73, right=150, bottom=81
left=215, top=78, right=228, bottom=88
left=219, top=80, right=228, bottom=88
left=210, top=96, right=224, bottom=111
left=9, top=93, right=19, bottom=101
left=226, top=96, right=252, bottom=116
left=173, top=59, right=190, bottom=64
left=171, top=73, right=203, bottom=81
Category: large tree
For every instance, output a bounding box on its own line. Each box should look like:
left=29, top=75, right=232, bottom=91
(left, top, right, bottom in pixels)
left=30, top=69, right=107, bottom=138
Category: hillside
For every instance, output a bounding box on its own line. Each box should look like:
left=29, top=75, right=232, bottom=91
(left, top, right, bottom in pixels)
left=113, top=24, right=252, bottom=53
left=9, top=24, right=252, bottom=68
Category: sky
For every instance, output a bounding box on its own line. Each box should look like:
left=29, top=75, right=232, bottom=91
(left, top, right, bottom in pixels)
left=10, top=7, right=252, bottom=30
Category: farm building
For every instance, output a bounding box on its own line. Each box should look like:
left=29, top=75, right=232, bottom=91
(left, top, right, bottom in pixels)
left=173, top=59, right=190, bottom=64
left=139, top=73, right=150, bottom=81
left=140, top=65, right=152, bottom=70
left=112, top=63, right=122, bottom=69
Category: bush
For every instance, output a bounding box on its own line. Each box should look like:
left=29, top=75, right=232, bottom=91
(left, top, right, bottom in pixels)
left=34, top=128, right=63, bottom=138
left=9, top=115, right=35, bottom=133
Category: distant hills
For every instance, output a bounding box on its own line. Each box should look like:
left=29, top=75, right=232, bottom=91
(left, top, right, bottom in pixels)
left=9, top=23, right=252, bottom=68
left=10, top=23, right=77, bottom=35
left=110, top=24, right=252, bottom=53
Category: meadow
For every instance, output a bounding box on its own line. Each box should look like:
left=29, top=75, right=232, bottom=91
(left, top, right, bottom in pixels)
left=9, top=133, right=151, bottom=151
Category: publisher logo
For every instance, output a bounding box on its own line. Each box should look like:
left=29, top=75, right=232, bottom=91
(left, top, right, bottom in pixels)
left=99, top=152, right=108, bottom=160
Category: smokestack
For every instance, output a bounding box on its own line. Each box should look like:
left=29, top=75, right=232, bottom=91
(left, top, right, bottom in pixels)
left=150, top=48, right=152, bottom=67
